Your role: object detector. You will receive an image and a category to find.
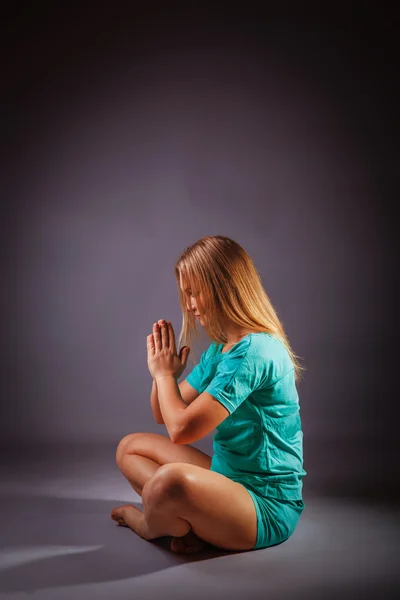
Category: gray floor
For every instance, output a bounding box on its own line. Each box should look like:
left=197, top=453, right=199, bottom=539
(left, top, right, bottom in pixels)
left=0, top=445, right=399, bottom=600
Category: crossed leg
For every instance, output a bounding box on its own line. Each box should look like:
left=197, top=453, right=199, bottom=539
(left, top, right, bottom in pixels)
left=112, top=432, right=257, bottom=552
left=114, top=432, right=214, bottom=553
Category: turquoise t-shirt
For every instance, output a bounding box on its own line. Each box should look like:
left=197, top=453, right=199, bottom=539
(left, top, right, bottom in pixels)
left=186, top=332, right=306, bottom=501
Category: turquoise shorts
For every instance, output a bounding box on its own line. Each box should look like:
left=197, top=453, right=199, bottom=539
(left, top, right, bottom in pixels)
left=245, top=488, right=305, bottom=550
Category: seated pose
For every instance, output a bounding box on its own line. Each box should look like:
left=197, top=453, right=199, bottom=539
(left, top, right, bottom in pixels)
left=112, top=235, right=306, bottom=554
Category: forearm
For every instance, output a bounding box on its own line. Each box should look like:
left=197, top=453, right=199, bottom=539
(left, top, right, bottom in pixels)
left=150, top=379, right=164, bottom=424
left=155, top=374, right=187, bottom=442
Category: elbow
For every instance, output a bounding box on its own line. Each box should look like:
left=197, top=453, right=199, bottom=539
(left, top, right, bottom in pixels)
left=171, top=422, right=188, bottom=445
left=171, top=424, right=193, bottom=445
left=171, top=429, right=183, bottom=444
left=170, top=411, right=188, bottom=444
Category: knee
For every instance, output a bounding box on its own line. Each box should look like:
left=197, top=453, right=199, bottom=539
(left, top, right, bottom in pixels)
left=142, top=463, right=187, bottom=505
left=115, top=432, right=141, bottom=466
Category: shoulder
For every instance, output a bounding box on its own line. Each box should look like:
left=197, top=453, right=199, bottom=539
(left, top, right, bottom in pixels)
left=248, top=332, right=287, bottom=358
left=247, top=333, right=294, bottom=377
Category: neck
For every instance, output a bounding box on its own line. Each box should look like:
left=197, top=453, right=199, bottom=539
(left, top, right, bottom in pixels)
left=224, top=325, right=252, bottom=346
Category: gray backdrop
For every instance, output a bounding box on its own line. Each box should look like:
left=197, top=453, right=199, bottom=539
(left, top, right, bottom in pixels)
left=2, top=8, right=397, bottom=501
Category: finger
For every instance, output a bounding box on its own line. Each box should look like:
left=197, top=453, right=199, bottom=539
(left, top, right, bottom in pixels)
left=147, top=334, right=155, bottom=353
left=167, top=321, right=176, bottom=352
left=160, top=319, right=169, bottom=349
left=153, top=322, right=161, bottom=352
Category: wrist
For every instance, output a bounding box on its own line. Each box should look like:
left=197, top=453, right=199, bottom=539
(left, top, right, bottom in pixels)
left=155, top=374, right=177, bottom=383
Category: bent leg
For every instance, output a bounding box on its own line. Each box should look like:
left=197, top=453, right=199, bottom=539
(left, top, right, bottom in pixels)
left=116, top=432, right=212, bottom=470
left=115, top=432, right=212, bottom=496
left=113, top=463, right=258, bottom=551
left=118, top=454, right=160, bottom=496
left=114, top=432, right=213, bottom=552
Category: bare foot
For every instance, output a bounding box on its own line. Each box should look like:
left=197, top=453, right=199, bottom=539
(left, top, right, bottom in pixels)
left=170, top=528, right=209, bottom=554
left=111, top=505, right=142, bottom=530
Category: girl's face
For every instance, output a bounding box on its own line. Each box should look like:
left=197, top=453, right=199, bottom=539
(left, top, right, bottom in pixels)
left=182, top=283, right=206, bottom=324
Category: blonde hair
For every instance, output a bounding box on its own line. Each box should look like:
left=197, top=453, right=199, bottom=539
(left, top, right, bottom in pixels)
left=174, top=235, right=305, bottom=382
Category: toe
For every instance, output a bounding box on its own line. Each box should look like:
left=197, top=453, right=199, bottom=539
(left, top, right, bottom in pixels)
left=171, top=537, right=187, bottom=553
left=112, top=515, right=129, bottom=527
left=111, top=507, right=127, bottom=525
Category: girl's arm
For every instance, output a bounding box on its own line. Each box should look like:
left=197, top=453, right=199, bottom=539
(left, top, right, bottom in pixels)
left=151, top=379, right=197, bottom=425
left=150, top=379, right=164, bottom=424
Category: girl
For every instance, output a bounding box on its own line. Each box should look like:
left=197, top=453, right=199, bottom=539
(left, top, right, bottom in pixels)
left=111, top=235, right=306, bottom=554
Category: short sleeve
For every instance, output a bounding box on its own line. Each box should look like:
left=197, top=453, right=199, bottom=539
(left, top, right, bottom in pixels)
left=204, top=350, right=265, bottom=414
left=185, top=344, right=213, bottom=392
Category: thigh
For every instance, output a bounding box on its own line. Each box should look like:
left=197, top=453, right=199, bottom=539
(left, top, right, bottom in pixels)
left=117, top=432, right=212, bottom=470
left=145, top=463, right=258, bottom=551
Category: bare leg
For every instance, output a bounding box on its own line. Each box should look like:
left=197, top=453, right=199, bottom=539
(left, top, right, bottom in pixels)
left=113, top=462, right=258, bottom=552
left=118, top=453, right=160, bottom=496
left=116, top=452, right=208, bottom=553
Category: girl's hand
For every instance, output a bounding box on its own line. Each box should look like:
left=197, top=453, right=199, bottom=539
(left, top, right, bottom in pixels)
left=147, top=320, right=190, bottom=381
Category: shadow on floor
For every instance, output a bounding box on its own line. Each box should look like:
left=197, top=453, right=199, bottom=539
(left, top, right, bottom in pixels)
left=0, top=492, right=239, bottom=594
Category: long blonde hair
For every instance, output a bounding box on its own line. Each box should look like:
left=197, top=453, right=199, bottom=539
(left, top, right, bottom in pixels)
left=174, top=235, right=305, bottom=381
